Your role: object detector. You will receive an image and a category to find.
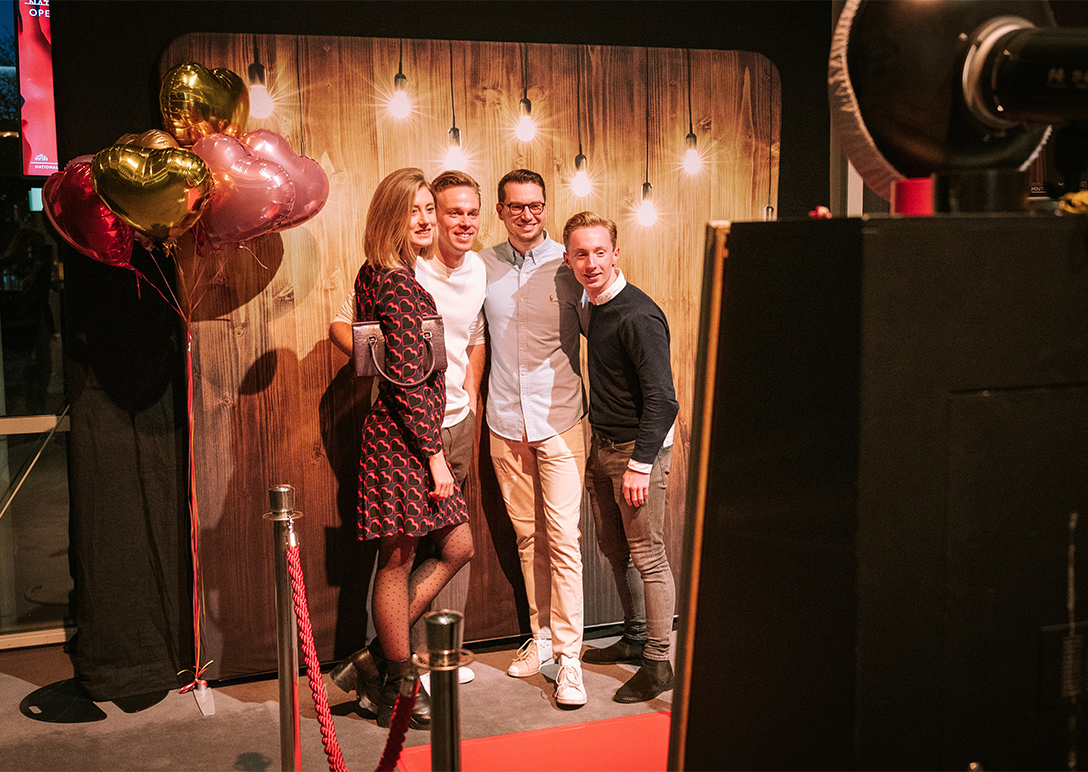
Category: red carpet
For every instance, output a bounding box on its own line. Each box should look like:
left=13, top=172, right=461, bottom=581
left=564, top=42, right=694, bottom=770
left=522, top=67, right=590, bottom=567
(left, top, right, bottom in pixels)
left=397, top=710, right=671, bottom=772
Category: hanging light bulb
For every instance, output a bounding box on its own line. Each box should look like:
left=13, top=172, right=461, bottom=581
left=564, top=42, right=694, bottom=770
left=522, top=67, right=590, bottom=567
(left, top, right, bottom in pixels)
left=682, top=49, right=702, bottom=175
left=637, top=181, right=658, bottom=226
left=248, top=39, right=274, bottom=119
left=572, top=152, right=591, bottom=198
left=388, top=41, right=411, bottom=119
left=390, top=71, right=410, bottom=119
left=445, top=126, right=467, bottom=171
left=514, top=44, right=537, bottom=143
left=516, top=96, right=536, bottom=142
left=570, top=47, right=591, bottom=199
left=444, top=42, right=467, bottom=170
left=683, top=131, right=703, bottom=175
left=248, top=67, right=274, bottom=119
left=637, top=49, right=658, bottom=228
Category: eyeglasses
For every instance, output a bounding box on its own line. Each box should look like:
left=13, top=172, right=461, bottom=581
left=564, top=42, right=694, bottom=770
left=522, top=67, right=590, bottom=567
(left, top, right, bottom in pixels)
left=502, top=202, right=545, bottom=216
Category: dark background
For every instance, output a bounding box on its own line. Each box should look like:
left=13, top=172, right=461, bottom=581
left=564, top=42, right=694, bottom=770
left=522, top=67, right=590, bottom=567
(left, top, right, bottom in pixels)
left=45, top=0, right=834, bottom=219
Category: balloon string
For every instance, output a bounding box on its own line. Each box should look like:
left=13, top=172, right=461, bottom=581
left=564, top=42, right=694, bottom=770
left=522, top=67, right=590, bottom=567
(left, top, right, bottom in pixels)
left=170, top=239, right=208, bottom=688
left=170, top=241, right=200, bottom=327
left=238, top=242, right=268, bottom=270
left=145, top=236, right=209, bottom=692
left=190, top=226, right=212, bottom=315
left=191, top=253, right=232, bottom=315
left=186, top=256, right=213, bottom=317
left=185, top=323, right=211, bottom=690
left=132, top=261, right=182, bottom=316
left=145, top=243, right=188, bottom=324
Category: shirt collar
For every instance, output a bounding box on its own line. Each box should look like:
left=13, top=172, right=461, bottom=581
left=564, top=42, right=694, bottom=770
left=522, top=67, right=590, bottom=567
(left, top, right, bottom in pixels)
left=506, top=231, right=551, bottom=265
left=592, top=269, right=626, bottom=305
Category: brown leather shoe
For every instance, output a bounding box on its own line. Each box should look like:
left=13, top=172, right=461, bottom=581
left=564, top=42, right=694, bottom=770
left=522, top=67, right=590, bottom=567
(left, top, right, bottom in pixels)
left=613, top=658, right=674, bottom=703
left=329, top=645, right=384, bottom=713
left=377, top=658, right=430, bottom=729
left=582, top=637, right=646, bottom=664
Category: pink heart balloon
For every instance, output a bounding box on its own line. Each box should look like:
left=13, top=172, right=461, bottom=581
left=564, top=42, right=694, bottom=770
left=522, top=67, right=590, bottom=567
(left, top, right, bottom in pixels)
left=190, top=132, right=295, bottom=248
left=241, top=129, right=329, bottom=231
left=42, top=162, right=134, bottom=268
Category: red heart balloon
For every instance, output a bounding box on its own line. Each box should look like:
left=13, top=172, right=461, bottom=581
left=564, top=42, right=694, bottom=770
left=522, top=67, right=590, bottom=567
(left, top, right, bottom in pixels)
left=241, top=129, right=329, bottom=232
left=42, top=162, right=134, bottom=268
left=190, top=132, right=295, bottom=248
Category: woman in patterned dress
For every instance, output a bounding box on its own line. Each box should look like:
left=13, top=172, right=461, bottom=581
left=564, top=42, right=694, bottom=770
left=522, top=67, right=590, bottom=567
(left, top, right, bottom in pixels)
left=329, top=168, right=473, bottom=728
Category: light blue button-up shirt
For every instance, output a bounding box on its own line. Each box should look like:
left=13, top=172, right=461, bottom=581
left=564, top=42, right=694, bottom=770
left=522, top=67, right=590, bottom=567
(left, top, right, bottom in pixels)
left=479, top=232, right=588, bottom=442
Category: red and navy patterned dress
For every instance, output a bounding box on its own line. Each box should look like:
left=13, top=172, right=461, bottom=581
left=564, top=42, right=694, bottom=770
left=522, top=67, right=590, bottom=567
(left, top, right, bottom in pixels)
left=354, top=263, right=468, bottom=539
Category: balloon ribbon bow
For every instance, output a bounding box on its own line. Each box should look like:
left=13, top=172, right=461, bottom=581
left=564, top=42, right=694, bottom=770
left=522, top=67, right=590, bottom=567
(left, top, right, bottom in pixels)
left=178, top=660, right=213, bottom=694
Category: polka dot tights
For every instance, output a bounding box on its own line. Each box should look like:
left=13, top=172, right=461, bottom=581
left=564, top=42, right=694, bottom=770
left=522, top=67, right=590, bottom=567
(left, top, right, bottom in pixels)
left=371, top=521, right=474, bottom=663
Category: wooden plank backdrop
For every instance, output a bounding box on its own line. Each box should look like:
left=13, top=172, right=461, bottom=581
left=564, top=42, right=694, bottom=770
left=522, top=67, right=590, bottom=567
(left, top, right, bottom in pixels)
left=161, top=33, right=779, bottom=680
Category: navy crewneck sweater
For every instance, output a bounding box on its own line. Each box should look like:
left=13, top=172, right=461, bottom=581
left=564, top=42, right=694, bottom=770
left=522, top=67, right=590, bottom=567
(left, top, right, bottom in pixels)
left=587, top=283, right=678, bottom=465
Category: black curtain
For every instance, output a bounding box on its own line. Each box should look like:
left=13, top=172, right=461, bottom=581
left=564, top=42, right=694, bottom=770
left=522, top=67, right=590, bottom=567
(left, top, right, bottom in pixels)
left=63, top=241, right=191, bottom=701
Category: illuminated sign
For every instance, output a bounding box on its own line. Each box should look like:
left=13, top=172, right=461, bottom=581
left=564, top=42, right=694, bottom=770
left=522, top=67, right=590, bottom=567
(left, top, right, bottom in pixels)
left=16, top=0, right=56, bottom=175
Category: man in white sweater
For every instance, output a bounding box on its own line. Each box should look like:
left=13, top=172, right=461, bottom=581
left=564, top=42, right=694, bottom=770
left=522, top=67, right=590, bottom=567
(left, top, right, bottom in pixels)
left=414, top=170, right=487, bottom=486
left=406, top=170, right=486, bottom=686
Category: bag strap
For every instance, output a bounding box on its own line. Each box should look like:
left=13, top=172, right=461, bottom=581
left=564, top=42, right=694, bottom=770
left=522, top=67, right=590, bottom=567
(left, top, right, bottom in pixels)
left=367, top=329, right=437, bottom=388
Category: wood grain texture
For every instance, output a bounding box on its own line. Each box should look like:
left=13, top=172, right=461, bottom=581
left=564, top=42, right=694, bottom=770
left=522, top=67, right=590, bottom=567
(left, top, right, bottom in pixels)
left=162, top=33, right=779, bottom=679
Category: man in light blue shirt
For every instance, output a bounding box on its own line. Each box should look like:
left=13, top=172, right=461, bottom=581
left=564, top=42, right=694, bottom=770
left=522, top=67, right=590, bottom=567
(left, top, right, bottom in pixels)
left=479, top=169, right=590, bottom=708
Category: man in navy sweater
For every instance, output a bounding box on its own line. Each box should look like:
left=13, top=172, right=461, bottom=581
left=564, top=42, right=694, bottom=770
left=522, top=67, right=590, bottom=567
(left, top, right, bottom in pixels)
left=562, top=212, right=679, bottom=703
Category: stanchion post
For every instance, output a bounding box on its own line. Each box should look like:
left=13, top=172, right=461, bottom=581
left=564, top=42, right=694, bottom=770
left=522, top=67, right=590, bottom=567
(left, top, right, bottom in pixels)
left=425, top=610, right=464, bottom=772
left=265, top=484, right=303, bottom=772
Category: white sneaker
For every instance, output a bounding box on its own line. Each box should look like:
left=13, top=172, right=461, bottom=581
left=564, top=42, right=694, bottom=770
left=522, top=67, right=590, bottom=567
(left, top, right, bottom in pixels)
left=554, top=655, right=587, bottom=707
left=418, top=666, right=475, bottom=693
left=507, top=637, right=553, bottom=677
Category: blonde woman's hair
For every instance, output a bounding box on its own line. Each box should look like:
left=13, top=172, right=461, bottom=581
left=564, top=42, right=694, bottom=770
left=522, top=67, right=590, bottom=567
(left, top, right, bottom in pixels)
left=363, top=168, right=436, bottom=271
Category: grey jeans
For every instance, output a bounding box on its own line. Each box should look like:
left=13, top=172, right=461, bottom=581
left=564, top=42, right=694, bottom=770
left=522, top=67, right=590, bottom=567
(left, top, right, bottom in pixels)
left=586, top=436, right=675, bottom=662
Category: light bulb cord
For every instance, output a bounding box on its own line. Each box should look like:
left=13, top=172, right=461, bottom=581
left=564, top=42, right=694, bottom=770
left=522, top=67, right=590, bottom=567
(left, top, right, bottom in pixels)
left=522, top=43, right=529, bottom=101
left=449, top=40, right=457, bottom=131
left=296, top=36, right=305, bottom=156
left=644, top=47, right=650, bottom=186
left=686, top=48, right=694, bottom=135
left=577, top=46, right=584, bottom=156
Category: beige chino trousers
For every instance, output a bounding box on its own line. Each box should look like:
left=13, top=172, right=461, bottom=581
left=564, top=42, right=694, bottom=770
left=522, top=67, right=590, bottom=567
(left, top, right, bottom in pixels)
left=489, top=417, right=587, bottom=661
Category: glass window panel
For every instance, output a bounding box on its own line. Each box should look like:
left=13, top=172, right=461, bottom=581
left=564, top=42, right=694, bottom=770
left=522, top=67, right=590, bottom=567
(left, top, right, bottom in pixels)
left=0, top=204, right=63, bottom=419
left=0, top=431, right=72, bottom=636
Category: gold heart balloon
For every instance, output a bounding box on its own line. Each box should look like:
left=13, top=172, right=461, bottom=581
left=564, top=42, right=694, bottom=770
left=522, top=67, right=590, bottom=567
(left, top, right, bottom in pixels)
left=159, top=62, right=249, bottom=146
left=91, top=144, right=214, bottom=242
left=115, top=129, right=180, bottom=150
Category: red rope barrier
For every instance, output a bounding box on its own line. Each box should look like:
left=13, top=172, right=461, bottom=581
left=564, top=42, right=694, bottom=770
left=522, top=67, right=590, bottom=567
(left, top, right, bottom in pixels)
left=287, top=544, right=348, bottom=772
left=285, top=543, right=419, bottom=772
left=375, top=680, right=418, bottom=772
